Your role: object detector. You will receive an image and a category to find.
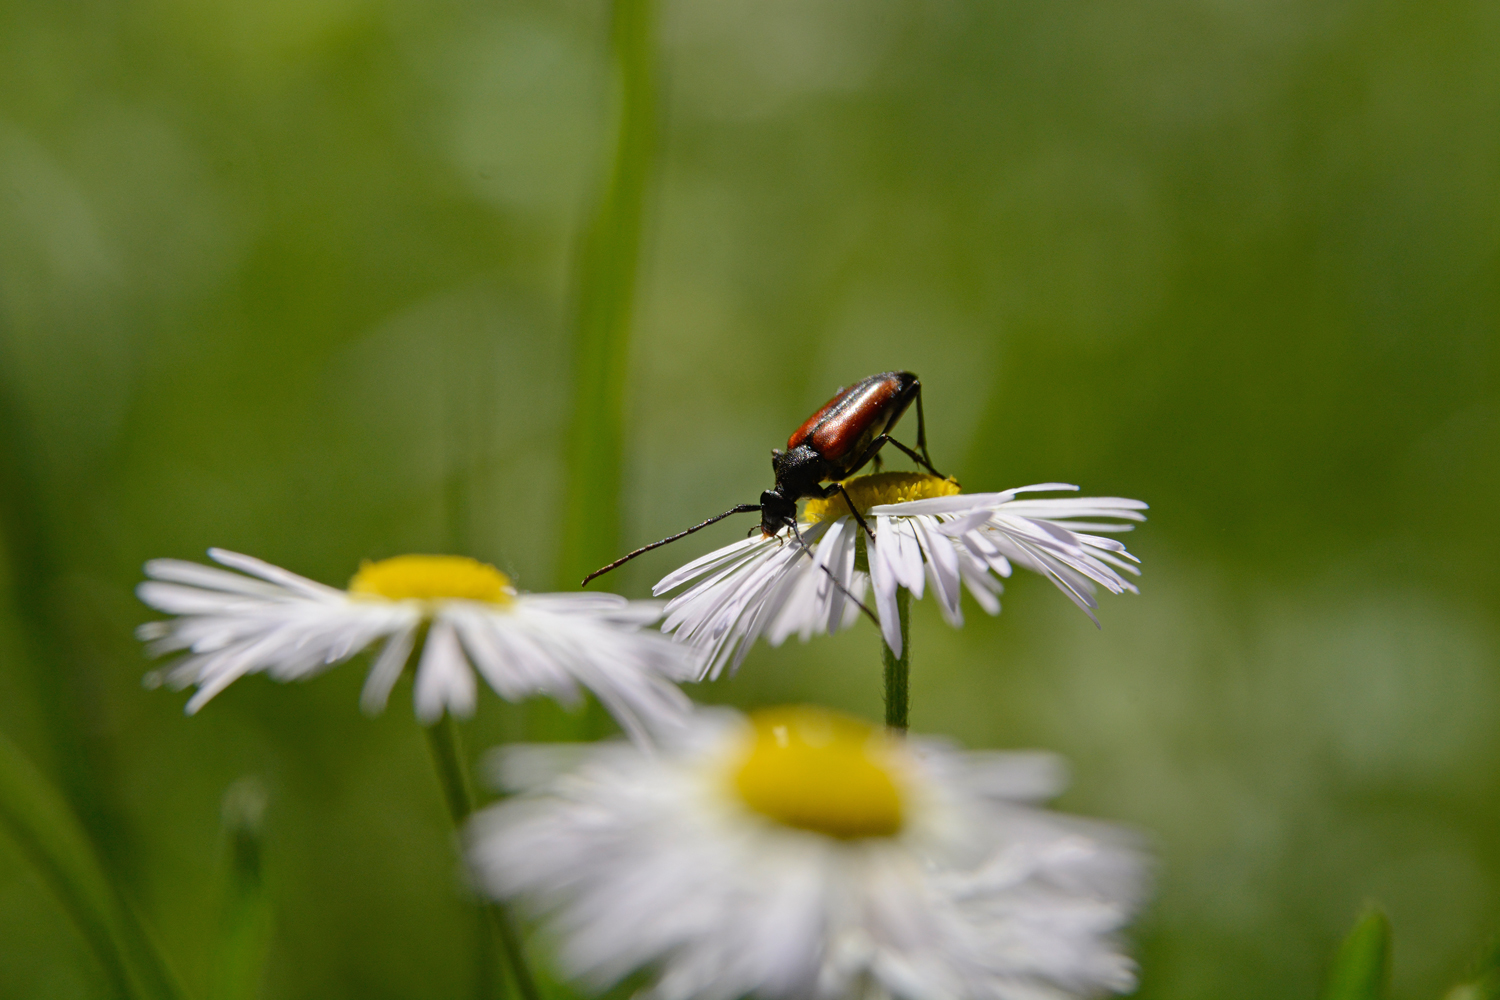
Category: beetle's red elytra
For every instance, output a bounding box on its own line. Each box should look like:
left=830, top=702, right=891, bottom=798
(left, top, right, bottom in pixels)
left=789, top=372, right=917, bottom=470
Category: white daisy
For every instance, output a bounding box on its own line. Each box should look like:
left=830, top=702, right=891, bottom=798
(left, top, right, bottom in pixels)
left=655, top=473, right=1147, bottom=677
left=137, top=549, right=698, bottom=741
left=469, top=705, right=1146, bottom=1000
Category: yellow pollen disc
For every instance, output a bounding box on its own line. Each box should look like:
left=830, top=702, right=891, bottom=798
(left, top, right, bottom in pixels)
left=804, top=471, right=961, bottom=523
left=732, top=705, right=905, bottom=839
left=348, top=555, right=515, bottom=605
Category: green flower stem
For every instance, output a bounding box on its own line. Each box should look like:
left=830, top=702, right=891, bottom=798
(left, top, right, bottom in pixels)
left=0, top=727, right=184, bottom=1000
left=555, top=0, right=658, bottom=593
left=882, top=589, right=911, bottom=731
left=423, top=715, right=541, bottom=1000
left=424, top=713, right=477, bottom=825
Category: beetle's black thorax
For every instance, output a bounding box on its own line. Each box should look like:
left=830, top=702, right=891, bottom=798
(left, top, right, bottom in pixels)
left=772, top=445, right=829, bottom=502
left=761, top=445, right=829, bottom=535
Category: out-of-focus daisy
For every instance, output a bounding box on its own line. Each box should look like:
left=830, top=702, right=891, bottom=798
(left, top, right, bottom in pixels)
left=470, top=704, right=1145, bottom=1000
left=655, top=472, right=1146, bottom=677
left=137, top=549, right=697, bottom=740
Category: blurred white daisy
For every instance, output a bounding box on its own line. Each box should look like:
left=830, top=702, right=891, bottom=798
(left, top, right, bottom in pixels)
left=137, top=549, right=698, bottom=740
left=470, top=705, right=1146, bottom=1000
left=655, top=473, right=1146, bottom=677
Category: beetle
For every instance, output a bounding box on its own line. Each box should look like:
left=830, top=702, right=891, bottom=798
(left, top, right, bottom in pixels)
left=582, top=371, right=947, bottom=587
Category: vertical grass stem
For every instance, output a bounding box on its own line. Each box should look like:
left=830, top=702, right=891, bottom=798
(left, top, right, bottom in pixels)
left=555, top=0, right=658, bottom=593
left=210, top=779, right=273, bottom=1000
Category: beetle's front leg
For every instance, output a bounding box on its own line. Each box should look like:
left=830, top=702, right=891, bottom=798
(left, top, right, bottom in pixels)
left=822, top=481, right=875, bottom=539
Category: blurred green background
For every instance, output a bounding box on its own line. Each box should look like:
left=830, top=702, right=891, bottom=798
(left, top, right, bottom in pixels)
left=1, top=0, right=1497, bottom=997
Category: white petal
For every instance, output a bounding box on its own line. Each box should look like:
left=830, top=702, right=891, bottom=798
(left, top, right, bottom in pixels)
left=654, top=535, right=766, bottom=595
left=360, top=626, right=417, bottom=715
left=912, top=516, right=963, bottom=627
left=142, top=559, right=287, bottom=597
left=869, top=522, right=904, bottom=656
left=657, top=528, right=835, bottom=680
left=956, top=551, right=1002, bottom=616
left=413, top=618, right=476, bottom=724
left=867, top=484, right=1077, bottom=517
left=446, top=600, right=695, bottom=743
left=207, top=548, right=347, bottom=599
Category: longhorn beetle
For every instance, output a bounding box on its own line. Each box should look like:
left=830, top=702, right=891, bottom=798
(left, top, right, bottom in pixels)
left=582, top=371, right=947, bottom=587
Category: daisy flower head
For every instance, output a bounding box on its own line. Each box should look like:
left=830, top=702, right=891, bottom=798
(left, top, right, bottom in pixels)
left=137, top=549, right=699, bottom=742
left=469, top=705, right=1146, bottom=1000
left=655, top=472, right=1147, bottom=677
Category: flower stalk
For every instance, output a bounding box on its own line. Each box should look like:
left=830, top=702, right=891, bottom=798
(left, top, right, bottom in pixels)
left=881, top=588, right=911, bottom=731
left=424, top=715, right=541, bottom=1000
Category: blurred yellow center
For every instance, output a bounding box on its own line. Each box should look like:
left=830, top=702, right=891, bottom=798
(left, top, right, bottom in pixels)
left=732, top=706, right=905, bottom=839
left=804, top=471, right=961, bottom=523
left=348, top=555, right=514, bottom=605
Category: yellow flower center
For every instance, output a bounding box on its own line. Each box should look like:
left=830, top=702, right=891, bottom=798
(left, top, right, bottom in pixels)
left=804, top=471, right=961, bottom=523
left=348, top=555, right=515, bottom=605
left=732, top=706, right=905, bottom=839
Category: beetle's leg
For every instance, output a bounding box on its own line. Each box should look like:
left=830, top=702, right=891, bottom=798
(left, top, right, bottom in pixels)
left=872, top=450, right=884, bottom=472
left=844, top=430, right=946, bottom=482
left=913, top=380, right=937, bottom=471
left=824, top=481, right=876, bottom=540
left=884, top=436, right=948, bottom=480
left=842, top=434, right=894, bottom=481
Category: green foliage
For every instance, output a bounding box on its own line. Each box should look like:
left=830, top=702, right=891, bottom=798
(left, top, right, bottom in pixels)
left=1321, top=908, right=1390, bottom=1000
left=0, top=728, right=183, bottom=1000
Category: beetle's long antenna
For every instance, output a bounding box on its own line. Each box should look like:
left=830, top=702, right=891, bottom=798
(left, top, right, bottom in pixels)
left=789, top=520, right=880, bottom=627
left=582, top=504, right=764, bottom=587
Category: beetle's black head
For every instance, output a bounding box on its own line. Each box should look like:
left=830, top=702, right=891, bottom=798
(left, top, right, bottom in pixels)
left=759, top=489, right=796, bottom=537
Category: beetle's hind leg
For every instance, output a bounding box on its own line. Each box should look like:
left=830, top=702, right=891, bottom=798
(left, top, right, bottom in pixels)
left=885, top=436, right=948, bottom=481
left=913, top=381, right=936, bottom=468
left=854, top=430, right=948, bottom=481
left=891, top=382, right=950, bottom=480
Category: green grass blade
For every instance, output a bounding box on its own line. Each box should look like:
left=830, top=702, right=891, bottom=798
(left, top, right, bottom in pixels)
left=210, top=780, right=272, bottom=1000
left=0, top=727, right=184, bottom=1000
left=0, top=368, right=127, bottom=865
left=555, top=0, right=657, bottom=593
left=1322, top=907, right=1391, bottom=1000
